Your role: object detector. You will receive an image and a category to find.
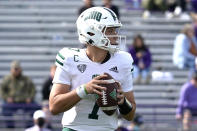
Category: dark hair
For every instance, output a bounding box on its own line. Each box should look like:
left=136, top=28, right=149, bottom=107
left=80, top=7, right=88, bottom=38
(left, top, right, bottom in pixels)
left=192, top=70, right=197, bottom=80
left=132, top=34, right=147, bottom=50
left=37, top=118, right=45, bottom=128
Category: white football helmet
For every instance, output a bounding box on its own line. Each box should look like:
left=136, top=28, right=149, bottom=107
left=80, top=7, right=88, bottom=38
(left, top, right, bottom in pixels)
left=76, top=7, right=122, bottom=53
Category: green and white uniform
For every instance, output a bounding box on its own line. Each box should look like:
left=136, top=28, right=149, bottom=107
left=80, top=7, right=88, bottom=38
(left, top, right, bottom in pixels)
left=53, top=48, right=134, bottom=131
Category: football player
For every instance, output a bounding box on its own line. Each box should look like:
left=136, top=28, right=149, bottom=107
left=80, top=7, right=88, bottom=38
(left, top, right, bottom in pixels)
left=49, top=7, right=136, bottom=131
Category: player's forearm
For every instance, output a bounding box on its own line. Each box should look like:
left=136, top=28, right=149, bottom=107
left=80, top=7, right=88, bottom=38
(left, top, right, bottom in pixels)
left=118, top=91, right=136, bottom=121
left=118, top=96, right=136, bottom=121
left=50, top=90, right=80, bottom=115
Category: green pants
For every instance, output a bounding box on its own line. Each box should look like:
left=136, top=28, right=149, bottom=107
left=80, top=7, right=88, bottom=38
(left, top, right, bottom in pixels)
left=62, top=127, right=77, bottom=131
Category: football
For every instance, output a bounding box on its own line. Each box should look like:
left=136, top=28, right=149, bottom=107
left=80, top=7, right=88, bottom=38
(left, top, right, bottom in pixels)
left=96, top=73, right=119, bottom=116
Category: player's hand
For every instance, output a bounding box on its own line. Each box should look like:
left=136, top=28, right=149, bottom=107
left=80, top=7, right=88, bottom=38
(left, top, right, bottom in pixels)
left=85, top=74, right=108, bottom=96
left=116, top=81, right=125, bottom=105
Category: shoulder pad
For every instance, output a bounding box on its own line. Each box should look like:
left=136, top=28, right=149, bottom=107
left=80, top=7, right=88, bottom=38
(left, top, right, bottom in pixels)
left=55, top=48, right=81, bottom=67
left=115, top=51, right=133, bottom=64
left=115, top=51, right=134, bottom=72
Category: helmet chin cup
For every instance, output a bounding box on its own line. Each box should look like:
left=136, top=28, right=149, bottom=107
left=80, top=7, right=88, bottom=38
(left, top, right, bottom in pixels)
left=76, top=7, right=123, bottom=53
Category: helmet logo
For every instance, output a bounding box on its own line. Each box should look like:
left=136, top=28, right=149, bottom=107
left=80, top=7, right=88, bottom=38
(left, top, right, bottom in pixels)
left=84, top=11, right=102, bottom=22
left=103, top=8, right=117, bottom=21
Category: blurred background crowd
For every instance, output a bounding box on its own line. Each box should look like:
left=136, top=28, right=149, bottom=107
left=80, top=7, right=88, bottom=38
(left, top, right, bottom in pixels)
left=0, top=0, right=197, bottom=131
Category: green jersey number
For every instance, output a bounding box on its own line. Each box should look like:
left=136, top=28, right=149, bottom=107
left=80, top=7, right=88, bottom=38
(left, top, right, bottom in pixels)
left=88, top=102, right=99, bottom=119
left=88, top=74, right=100, bottom=120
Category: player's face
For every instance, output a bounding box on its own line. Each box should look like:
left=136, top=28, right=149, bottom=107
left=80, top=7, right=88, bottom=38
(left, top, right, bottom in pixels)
left=104, top=27, right=119, bottom=45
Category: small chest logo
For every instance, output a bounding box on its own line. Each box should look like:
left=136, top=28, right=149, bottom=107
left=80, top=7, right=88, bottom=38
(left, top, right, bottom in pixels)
left=77, top=64, right=87, bottom=73
left=109, top=66, right=118, bottom=73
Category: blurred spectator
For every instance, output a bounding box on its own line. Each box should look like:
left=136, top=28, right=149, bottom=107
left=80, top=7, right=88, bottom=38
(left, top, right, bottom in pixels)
left=142, top=0, right=168, bottom=19
left=191, top=13, right=197, bottom=39
left=178, top=0, right=188, bottom=12
left=41, top=65, right=56, bottom=130
left=116, top=119, right=129, bottom=131
left=78, top=0, right=94, bottom=15
left=171, top=0, right=197, bottom=19
left=42, top=65, right=56, bottom=101
left=102, top=0, right=120, bottom=18
left=25, top=110, right=51, bottom=131
left=142, top=0, right=167, bottom=12
left=167, top=0, right=190, bottom=17
left=176, top=71, right=197, bottom=131
left=164, top=0, right=178, bottom=19
left=42, top=101, right=53, bottom=130
left=127, top=113, right=143, bottom=131
left=128, top=34, right=152, bottom=84
left=173, top=24, right=197, bottom=79
left=169, top=0, right=192, bottom=19
left=189, top=0, right=197, bottom=13
left=141, top=0, right=191, bottom=19
left=0, top=60, right=41, bottom=128
left=166, top=0, right=177, bottom=12
left=124, top=0, right=142, bottom=10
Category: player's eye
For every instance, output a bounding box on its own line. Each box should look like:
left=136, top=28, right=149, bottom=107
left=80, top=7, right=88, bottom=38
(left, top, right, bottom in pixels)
left=107, top=28, right=115, bottom=34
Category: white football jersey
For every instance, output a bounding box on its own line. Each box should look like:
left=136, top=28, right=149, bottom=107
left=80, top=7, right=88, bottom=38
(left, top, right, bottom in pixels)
left=53, top=48, right=134, bottom=131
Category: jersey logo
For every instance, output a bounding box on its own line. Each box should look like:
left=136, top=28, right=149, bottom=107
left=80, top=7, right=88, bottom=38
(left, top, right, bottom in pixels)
left=77, top=64, right=87, bottom=73
left=109, top=66, right=118, bottom=73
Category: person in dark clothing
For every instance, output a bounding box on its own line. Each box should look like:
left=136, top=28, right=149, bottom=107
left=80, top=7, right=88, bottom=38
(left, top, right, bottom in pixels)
left=190, top=0, right=197, bottom=13
left=178, top=0, right=187, bottom=12
left=102, top=0, right=120, bottom=18
left=78, top=0, right=94, bottom=15
left=42, top=65, right=56, bottom=101
left=128, top=34, right=152, bottom=84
